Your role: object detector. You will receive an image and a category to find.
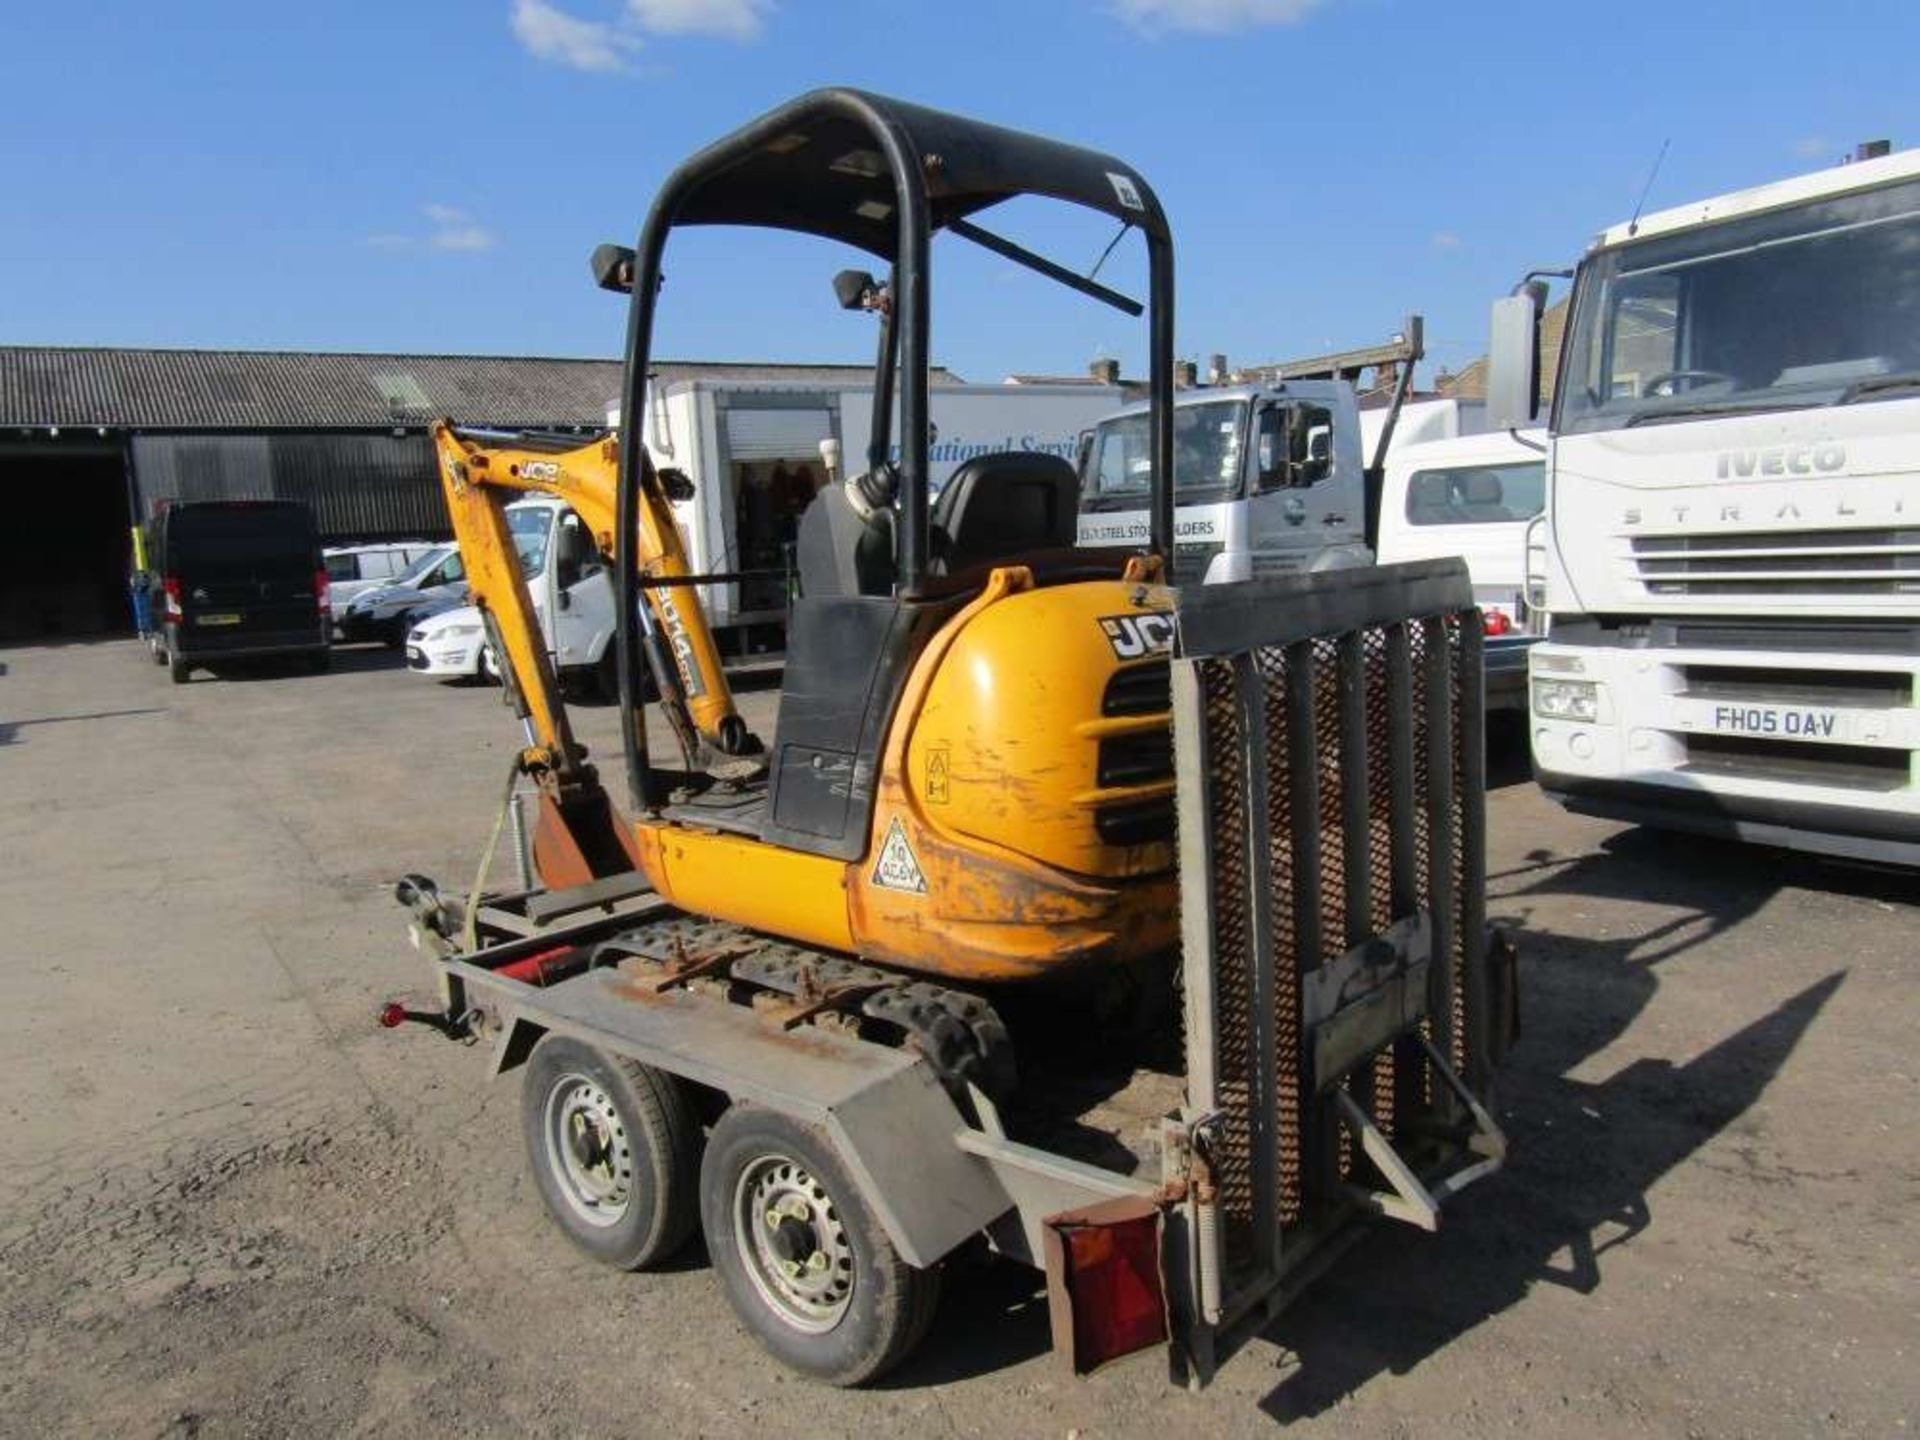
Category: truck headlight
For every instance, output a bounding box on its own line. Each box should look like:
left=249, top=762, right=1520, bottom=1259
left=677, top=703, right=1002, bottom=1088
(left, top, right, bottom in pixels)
left=1532, top=677, right=1598, bottom=721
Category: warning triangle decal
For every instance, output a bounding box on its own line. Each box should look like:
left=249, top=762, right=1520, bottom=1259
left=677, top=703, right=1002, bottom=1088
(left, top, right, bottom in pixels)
left=872, top=816, right=928, bottom=895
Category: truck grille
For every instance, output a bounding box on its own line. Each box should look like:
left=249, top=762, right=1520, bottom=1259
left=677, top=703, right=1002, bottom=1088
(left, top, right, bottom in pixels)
left=1680, top=663, right=1913, bottom=710
left=1631, top=527, right=1920, bottom=598
left=1682, top=733, right=1910, bottom=792
left=1173, top=562, right=1506, bottom=1313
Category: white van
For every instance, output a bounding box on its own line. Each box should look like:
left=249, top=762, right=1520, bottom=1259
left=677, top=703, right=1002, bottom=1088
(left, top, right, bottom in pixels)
left=405, top=498, right=615, bottom=692
left=1375, top=428, right=1547, bottom=707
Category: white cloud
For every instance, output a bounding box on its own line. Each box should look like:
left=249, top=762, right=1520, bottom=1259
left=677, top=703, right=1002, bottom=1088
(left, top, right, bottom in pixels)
left=1791, top=136, right=1832, bottom=160
left=1112, top=0, right=1324, bottom=34
left=424, top=204, right=496, bottom=251
left=626, top=0, right=771, bottom=39
left=511, top=0, right=639, bottom=71
left=1430, top=229, right=1462, bottom=252
left=366, top=205, right=497, bottom=254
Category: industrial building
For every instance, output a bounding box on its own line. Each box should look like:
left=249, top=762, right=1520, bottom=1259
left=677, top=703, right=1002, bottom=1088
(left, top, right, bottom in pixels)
left=0, top=347, right=893, bottom=642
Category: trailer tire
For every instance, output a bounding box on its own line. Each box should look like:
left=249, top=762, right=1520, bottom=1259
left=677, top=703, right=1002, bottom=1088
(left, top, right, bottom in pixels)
left=700, top=1106, right=940, bottom=1387
left=521, top=1036, right=700, bottom=1270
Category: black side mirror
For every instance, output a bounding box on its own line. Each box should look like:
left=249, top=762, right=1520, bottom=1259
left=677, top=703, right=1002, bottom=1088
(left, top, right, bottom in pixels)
left=658, top=466, right=696, bottom=502
left=591, top=243, right=637, bottom=294
left=833, top=269, right=881, bottom=311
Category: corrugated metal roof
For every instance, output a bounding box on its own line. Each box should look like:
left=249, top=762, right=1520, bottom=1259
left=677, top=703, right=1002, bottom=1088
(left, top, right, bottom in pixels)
left=0, top=347, right=960, bottom=431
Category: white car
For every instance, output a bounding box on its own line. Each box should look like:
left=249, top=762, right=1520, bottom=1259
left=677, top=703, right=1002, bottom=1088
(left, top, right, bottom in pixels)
left=405, top=604, right=496, bottom=682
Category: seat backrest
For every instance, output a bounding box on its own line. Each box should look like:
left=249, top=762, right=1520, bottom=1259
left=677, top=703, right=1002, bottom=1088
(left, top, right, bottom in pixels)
left=929, top=451, right=1080, bottom=574
left=1457, top=469, right=1508, bottom=519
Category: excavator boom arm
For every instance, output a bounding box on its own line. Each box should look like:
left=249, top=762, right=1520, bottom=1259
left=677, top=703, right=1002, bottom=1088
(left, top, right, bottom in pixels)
left=433, top=424, right=584, bottom=776
left=429, top=422, right=753, bottom=769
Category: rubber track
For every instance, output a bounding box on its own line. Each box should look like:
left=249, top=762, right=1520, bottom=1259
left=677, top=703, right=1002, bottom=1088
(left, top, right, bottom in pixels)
left=593, top=917, right=1017, bottom=1103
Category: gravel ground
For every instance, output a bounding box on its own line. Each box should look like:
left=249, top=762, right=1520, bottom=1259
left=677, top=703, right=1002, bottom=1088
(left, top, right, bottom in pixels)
left=1, top=639, right=1914, bottom=1437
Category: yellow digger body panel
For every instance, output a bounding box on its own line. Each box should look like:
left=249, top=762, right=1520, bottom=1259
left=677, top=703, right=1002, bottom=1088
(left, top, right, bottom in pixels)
left=623, top=567, right=1179, bottom=984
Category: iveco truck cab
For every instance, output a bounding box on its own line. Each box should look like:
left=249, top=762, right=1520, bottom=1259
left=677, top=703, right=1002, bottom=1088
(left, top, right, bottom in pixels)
left=1491, top=142, right=1920, bottom=864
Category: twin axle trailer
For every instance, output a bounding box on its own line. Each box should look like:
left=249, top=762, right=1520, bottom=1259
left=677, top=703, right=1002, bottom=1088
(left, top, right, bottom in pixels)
left=388, top=559, right=1518, bottom=1387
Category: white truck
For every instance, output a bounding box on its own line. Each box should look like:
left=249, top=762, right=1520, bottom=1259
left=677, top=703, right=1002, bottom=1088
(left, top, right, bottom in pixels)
left=405, top=498, right=616, bottom=690
left=1076, top=384, right=1542, bottom=706
left=1360, top=394, right=1487, bottom=461
left=1076, top=380, right=1373, bottom=583
left=1488, top=143, right=1920, bottom=865
left=634, top=377, right=1121, bottom=652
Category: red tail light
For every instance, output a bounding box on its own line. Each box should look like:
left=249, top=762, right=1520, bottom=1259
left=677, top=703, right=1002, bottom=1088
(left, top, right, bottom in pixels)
left=1483, top=608, right=1513, bottom=637
left=1043, top=1199, right=1169, bottom=1374
left=314, top=568, right=331, bottom=616
left=161, top=574, right=183, bottom=620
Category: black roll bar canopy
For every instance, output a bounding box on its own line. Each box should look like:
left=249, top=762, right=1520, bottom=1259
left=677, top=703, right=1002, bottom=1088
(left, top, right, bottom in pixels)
left=612, top=87, right=1176, bottom=806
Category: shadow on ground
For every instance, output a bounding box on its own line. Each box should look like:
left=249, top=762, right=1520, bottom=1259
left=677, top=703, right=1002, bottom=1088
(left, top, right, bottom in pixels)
left=1250, top=824, right=1871, bottom=1421
left=194, top=646, right=409, bottom=682
left=879, top=823, right=1873, bottom=1401
left=0, top=705, right=164, bottom=747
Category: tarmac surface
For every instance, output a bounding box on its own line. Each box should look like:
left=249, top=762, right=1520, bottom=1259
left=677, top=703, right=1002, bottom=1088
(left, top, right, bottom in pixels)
left=2, top=638, right=1914, bottom=1437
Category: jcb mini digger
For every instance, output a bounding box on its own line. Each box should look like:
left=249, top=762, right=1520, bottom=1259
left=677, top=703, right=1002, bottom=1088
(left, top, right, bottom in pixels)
left=386, top=88, right=1517, bottom=1388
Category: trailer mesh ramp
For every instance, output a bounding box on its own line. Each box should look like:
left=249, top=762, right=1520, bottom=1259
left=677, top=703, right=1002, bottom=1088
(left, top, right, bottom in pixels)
left=1170, top=558, right=1514, bottom=1350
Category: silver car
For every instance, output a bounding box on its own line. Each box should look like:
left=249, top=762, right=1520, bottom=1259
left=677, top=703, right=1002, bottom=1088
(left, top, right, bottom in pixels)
left=322, top=541, right=441, bottom=614
left=336, top=544, right=469, bottom=645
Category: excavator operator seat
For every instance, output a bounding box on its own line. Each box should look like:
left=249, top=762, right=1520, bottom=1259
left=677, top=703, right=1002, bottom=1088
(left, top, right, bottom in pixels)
left=929, top=451, right=1079, bottom=574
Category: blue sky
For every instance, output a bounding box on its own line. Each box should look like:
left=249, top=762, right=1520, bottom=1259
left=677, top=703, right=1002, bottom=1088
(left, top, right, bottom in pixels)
left=2, top=0, right=1914, bottom=385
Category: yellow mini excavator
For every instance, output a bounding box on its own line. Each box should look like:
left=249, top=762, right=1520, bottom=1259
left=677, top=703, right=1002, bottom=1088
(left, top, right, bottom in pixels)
left=426, top=97, right=1184, bottom=995
left=389, top=89, right=1515, bottom=1389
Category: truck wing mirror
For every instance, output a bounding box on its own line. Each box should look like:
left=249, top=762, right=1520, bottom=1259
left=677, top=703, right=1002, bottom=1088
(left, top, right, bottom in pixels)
left=1485, top=281, right=1548, bottom=431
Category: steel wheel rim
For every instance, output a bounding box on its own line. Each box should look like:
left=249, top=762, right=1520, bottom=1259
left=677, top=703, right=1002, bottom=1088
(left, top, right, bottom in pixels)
left=732, top=1152, right=854, bottom=1334
left=542, top=1073, right=632, bottom=1228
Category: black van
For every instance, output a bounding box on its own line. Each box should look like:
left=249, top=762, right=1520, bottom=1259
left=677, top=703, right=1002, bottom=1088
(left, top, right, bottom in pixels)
left=148, top=501, right=330, bottom=683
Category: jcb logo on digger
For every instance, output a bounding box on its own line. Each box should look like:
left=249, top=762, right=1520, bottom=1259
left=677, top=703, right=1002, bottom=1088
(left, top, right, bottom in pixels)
left=1099, top=612, right=1173, bottom=660
left=521, top=461, right=561, bottom=481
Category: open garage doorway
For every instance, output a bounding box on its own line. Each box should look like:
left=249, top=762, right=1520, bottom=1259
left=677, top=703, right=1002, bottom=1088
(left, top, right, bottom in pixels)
left=0, top=440, right=134, bottom=642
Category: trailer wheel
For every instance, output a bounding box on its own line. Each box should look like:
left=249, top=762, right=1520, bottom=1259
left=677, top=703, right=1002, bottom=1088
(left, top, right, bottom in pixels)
left=700, top=1106, right=940, bottom=1386
left=521, top=1036, right=700, bottom=1269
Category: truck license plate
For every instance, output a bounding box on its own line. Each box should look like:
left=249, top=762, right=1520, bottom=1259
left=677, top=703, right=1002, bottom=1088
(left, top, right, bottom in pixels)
left=196, top=613, right=242, bottom=627
left=1709, top=703, right=1841, bottom=740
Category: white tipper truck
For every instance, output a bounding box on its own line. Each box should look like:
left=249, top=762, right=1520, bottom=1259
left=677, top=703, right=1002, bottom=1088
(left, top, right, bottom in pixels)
left=1487, top=143, right=1920, bottom=865
left=1075, top=380, right=1373, bottom=584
